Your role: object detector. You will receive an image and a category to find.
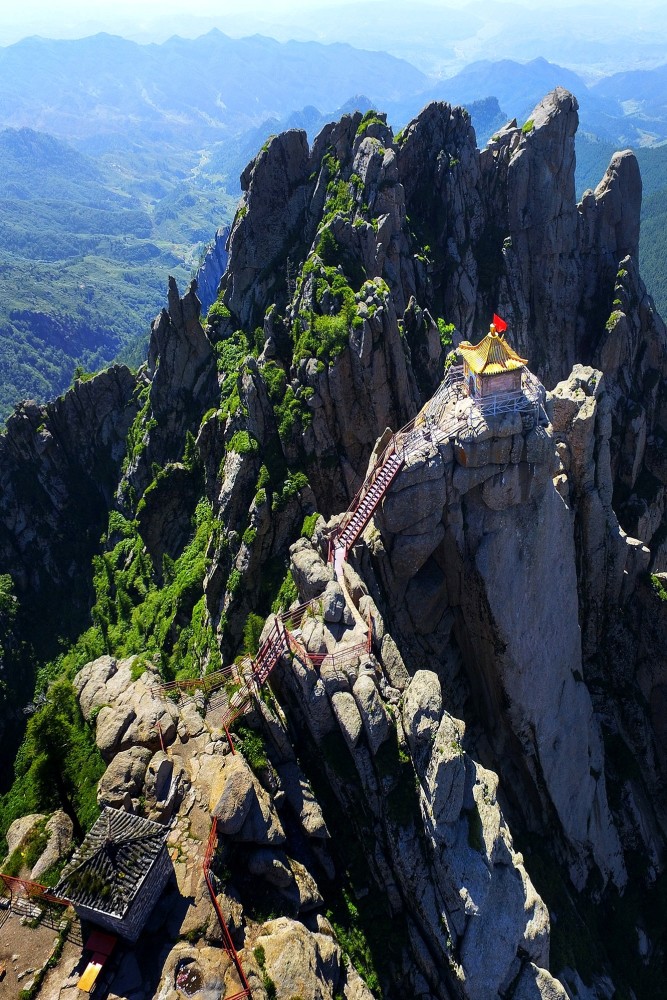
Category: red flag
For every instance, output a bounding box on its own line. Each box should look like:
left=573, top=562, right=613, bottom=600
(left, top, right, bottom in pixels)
left=493, top=313, right=508, bottom=333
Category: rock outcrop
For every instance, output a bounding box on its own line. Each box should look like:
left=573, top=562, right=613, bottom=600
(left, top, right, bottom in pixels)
left=0, top=365, right=138, bottom=615
left=2, top=84, right=667, bottom=1000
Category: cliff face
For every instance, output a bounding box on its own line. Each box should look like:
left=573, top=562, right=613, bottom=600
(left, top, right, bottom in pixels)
left=195, top=225, right=230, bottom=314
left=0, top=365, right=138, bottom=626
left=2, top=89, right=667, bottom=1000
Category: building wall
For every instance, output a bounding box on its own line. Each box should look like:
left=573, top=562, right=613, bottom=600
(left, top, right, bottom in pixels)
left=479, top=371, right=521, bottom=396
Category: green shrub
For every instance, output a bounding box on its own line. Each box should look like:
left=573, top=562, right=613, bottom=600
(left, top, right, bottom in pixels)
left=0, top=679, right=105, bottom=847
left=2, top=818, right=49, bottom=875
left=293, top=266, right=362, bottom=364
left=355, top=110, right=385, bottom=137
left=276, top=385, right=312, bottom=438
left=301, top=512, right=320, bottom=539
left=261, top=362, right=287, bottom=403
left=272, top=471, right=309, bottom=511
left=271, top=570, right=298, bottom=614
left=122, top=382, right=156, bottom=471
left=257, top=464, right=271, bottom=490
left=522, top=119, right=535, bottom=134
left=130, top=658, right=147, bottom=681
left=206, top=299, right=231, bottom=324
left=242, top=526, right=257, bottom=546
left=316, top=227, right=340, bottom=266
left=323, top=179, right=354, bottom=224
left=606, top=309, right=623, bottom=331
left=215, top=331, right=252, bottom=416
left=243, top=613, right=265, bottom=656
left=327, top=889, right=381, bottom=995
left=437, top=319, right=455, bottom=350
left=228, top=430, right=259, bottom=454
left=238, top=726, right=268, bottom=772
left=65, top=498, right=223, bottom=684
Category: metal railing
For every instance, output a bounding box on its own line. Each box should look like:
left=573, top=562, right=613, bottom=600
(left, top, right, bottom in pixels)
left=0, top=873, right=70, bottom=909
left=202, top=819, right=252, bottom=1000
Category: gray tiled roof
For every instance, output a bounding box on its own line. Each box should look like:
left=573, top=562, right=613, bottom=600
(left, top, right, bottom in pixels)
left=55, top=807, right=168, bottom=916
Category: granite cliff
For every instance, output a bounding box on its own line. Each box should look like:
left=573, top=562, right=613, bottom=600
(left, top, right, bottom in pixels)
left=1, top=89, right=667, bottom=1000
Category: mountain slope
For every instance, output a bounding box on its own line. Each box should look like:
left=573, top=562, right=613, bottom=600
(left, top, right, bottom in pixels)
left=0, top=126, right=236, bottom=418
left=0, top=30, right=430, bottom=145
left=1, top=90, right=666, bottom=998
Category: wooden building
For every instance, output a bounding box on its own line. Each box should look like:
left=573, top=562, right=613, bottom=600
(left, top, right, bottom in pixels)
left=55, top=807, right=171, bottom=943
left=458, top=323, right=528, bottom=400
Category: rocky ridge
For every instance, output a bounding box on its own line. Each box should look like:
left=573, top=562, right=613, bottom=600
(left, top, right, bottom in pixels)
left=1, top=88, right=667, bottom=1000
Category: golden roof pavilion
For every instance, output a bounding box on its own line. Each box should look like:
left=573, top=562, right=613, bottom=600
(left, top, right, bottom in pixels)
left=458, top=324, right=528, bottom=376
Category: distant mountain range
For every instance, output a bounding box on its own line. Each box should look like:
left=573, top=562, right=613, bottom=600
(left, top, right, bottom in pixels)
left=0, top=30, right=429, bottom=147
left=0, top=29, right=665, bottom=420
left=1, top=31, right=665, bottom=154
left=6, top=0, right=667, bottom=80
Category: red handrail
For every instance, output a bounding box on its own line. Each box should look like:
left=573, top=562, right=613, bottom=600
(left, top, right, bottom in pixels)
left=0, top=873, right=69, bottom=907
left=202, top=819, right=251, bottom=999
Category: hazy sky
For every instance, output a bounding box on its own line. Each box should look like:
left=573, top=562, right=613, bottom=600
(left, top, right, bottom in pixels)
left=0, top=0, right=646, bottom=39
left=0, top=0, right=663, bottom=78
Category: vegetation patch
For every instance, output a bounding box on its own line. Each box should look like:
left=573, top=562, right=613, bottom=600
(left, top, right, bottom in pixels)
left=293, top=265, right=363, bottom=365
left=0, top=679, right=105, bottom=849
left=301, top=512, right=320, bottom=539
left=374, top=730, right=420, bottom=828
left=327, top=889, right=381, bottom=995
left=206, top=298, right=230, bottom=325
left=228, top=430, right=259, bottom=454
left=242, top=613, right=265, bottom=656
left=437, top=318, right=455, bottom=351
left=271, top=471, right=309, bottom=512
left=650, top=574, right=667, bottom=602
left=271, top=568, right=299, bottom=614
left=215, top=331, right=252, bottom=417
left=2, top=816, right=49, bottom=875
left=236, top=725, right=269, bottom=773
left=355, top=110, right=386, bottom=138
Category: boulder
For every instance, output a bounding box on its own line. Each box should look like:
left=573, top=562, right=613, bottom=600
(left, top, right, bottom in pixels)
left=513, top=963, right=569, bottom=1000
left=352, top=675, right=390, bottom=754
left=97, top=746, right=152, bottom=810
left=210, top=754, right=285, bottom=845
left=424, top=712, right=467, bottom=832
left=379, top=633, right=410, bottom=690
left=75, top=656, right=179, bottom=761
left=320, top=580, right=346, bottom=623
left=402, top=670, right=443, bottom=772
left=381, top=477, right=446, bottom=535
left=31, top=811, right=74, bottom=882
left=248, top=847, right=294, bottom=888
left=290, top=538, right=333, bottom=599
left=331, top=691, right=364, bottom=750
left=145, top=751, right=190, bottom=822
left=276, top=762, right=329, bottom=838
left=389, top=522, right=445, bottom=579
left=253, top=917, right=351, bottom=1000
left=5, top=814, right=45, bottom=858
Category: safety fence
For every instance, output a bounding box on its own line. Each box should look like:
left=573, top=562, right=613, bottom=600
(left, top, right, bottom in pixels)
left=202, top=818, right=252, bottom=1000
